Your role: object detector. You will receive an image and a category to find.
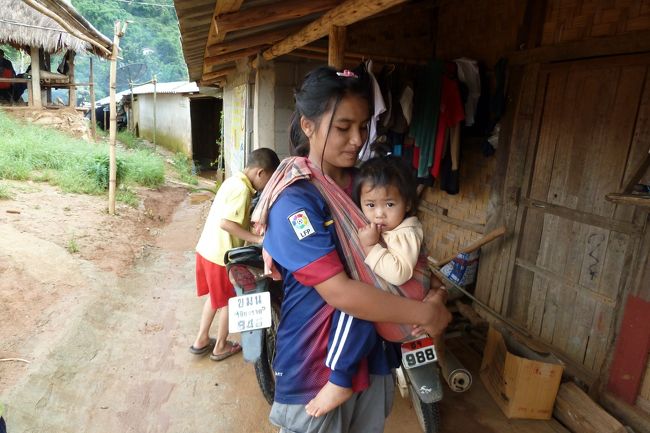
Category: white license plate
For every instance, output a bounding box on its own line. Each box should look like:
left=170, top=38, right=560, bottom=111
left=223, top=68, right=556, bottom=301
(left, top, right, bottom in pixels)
left=401, top=337, right=437, bottom=369
left=228, top=291, right=272, bottom=333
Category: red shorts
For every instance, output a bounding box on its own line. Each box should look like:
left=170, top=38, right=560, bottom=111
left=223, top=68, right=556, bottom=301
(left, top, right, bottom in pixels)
left=195, top=253, right=235, bottom=309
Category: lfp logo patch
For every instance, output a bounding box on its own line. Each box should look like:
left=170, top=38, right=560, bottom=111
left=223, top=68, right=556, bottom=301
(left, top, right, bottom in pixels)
left=288, top=210, right=315, bottom=240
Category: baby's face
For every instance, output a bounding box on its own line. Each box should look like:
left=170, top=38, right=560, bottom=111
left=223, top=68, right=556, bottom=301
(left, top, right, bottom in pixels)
left=359, top=183, right=408, bottom=231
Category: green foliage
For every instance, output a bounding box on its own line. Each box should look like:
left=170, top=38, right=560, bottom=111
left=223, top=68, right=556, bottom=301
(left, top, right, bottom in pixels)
left=117, top=186, right=139, bottom=207
left=171, top=152, right=198, bottom=185
left=71, top=0, right=188, bottom=102
left=123, top=149, right=165, bottom=187
left=67, top=236, right=80, bottom=254
left=0, top=183, right=12, bottom=200
left=117, top=129, right=143, bottom=149
left=0, top=111, right=166, bottom=194
left=84, top=154, right=126, bottom=190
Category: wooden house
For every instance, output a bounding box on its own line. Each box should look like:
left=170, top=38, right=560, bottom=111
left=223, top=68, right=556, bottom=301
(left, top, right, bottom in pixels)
left=0, top=0, right=112, bottom=108
left=174, top=0, right=650, bottom=430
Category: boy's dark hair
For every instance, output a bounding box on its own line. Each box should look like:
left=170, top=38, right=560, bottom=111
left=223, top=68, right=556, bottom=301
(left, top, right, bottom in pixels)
left=352, top=156, right=418, bottom=216
left=247, top=147, right=280, bottom=172
left=289, top=66, right=371, bottom=157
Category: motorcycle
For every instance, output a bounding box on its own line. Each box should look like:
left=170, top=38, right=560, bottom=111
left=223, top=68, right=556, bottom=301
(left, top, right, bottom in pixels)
left=224, top=244, right=282, bottom=405
left=225, top=244, right=456, bottom=433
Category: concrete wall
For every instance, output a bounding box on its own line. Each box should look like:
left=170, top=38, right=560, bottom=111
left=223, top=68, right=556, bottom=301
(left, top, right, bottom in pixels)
left=273, top=59, right=323, bottom=160
left=222, top=60, right=252, bottom=177
left=135, top=93, right=192, bottom=155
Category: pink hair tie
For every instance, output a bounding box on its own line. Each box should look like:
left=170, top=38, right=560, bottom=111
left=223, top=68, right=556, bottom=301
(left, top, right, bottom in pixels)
left=336, top=69, right=358, bottom=78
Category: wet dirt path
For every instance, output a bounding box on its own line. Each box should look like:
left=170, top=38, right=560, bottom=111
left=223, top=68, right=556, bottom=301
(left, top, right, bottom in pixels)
left=2, top=193, right=423, bottom=433
left=3, top=197, right=274, bottom=433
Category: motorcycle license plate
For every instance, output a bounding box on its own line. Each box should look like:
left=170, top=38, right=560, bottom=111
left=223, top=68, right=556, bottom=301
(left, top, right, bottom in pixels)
left=228, top=291, right=272, bottom=333
left=401, top=337, right=437, bottom=369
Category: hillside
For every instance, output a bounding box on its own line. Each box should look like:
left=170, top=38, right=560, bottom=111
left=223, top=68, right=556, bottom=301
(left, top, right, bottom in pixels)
left=72, top=0, right=188, bottom=101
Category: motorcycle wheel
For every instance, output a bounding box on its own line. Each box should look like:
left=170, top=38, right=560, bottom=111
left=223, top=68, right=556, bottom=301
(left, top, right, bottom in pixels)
left=410, top=383, right=441, bottom=433
left=254, top=299, right=281, bottom=405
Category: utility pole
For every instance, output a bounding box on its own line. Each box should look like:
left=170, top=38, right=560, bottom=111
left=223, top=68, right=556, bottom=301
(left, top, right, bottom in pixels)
left=108, top=20, right=128, bottom=215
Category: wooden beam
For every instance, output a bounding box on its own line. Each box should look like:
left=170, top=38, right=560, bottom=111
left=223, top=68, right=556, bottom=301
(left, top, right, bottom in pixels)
left=206, top=25, right=302, bottom=57
left=215, top=0, right=339, bottom=36
left=215, top=0, right=244, bottom=16
left=204, top=0, right=245, bottom=64
left=301, top=45, right=426, bottom=65
left=606, top=193, right=650, bottom=208
left=203, top=46, right=261, bottom=71
left=263, top=0, right=409, bottom=61
left=554, top=382, right=626, bottom=433
left=600, top=392, right=650, bottom=433
left=30, top=46, right=41, bottom=108
left=522, top=198, right=644, bottom=235
left=510, top=30, right=650, bottom=65
left=328, top=25, right=346, bottom=69
left=202, top=67, right=236, bottom=82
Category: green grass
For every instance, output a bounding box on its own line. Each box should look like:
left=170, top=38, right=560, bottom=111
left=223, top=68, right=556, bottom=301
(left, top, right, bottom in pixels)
left=0, top=112, right=166, bottom=195
left=117, top=186, right=139, bottom=207
left=67, top=236, right=79, bottom=254
left=0, top=183, right=12, bottom=199
left=171, top=152, right=198, bottom=185
left=117, top=130, right=144, bottom=150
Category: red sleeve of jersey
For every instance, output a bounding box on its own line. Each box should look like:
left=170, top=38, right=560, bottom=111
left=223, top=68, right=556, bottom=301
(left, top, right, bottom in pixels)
left=293, top=250, right=345, bottom=286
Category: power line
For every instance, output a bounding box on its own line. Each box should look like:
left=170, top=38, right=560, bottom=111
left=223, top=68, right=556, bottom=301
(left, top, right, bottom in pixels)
left=0, top=18, right=64, bottom=32
left=111, top=0, right=175, bottom=8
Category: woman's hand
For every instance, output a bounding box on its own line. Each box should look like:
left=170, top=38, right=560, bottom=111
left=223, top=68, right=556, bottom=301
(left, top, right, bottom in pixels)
left=358, top=223, right=381, bottom=252
left=417, top=289, right=452, bottom=342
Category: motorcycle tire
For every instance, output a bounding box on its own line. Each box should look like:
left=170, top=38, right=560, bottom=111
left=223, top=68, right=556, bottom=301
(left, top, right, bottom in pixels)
left=410, top=383, right=441, bottom=433
left=254, top=299, right=281, bottom=405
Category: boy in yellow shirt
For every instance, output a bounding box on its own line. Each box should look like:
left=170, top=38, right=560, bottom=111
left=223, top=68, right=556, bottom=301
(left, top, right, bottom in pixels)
left=190, top=148, right=280, bottom=361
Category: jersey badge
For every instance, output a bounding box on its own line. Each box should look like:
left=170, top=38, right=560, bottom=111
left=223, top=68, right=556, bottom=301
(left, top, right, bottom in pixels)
left=288, top=210, right=316, bottom=240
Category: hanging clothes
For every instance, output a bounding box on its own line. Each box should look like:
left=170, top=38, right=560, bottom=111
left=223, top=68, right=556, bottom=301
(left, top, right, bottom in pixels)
left=358, top=59, right=386, bottom=161
left=409, top=60, right=443, bottom=178
left=454, top=58, right=480, bottom=127
left=430, top=67, right=464, bottom=179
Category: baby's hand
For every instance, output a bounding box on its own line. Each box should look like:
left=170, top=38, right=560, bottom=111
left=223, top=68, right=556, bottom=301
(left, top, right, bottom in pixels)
left=358, top=223, right=381, bottom=248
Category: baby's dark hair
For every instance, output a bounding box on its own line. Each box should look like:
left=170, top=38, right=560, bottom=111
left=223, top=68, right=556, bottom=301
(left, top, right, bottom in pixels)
left=353, top=156, right=418, bottom=215
left=247, top=147, right=280, bottom=172
left=289, top=66, right=371, bottom=156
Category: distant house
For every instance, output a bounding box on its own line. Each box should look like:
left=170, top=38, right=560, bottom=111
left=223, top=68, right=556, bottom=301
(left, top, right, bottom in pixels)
left=131, top=81, right=222, bottom=166
left=0, top=0, right=112, bottom=108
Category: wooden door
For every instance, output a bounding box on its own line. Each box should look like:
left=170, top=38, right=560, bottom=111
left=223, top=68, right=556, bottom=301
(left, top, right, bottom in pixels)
left=506, top=55, right=650, bottom=373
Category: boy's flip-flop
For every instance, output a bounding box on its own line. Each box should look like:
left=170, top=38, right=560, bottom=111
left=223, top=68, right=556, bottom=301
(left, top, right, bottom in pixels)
left=210, top=341, right=242, bottom=361
left=189, top=338, right=216, bottom=355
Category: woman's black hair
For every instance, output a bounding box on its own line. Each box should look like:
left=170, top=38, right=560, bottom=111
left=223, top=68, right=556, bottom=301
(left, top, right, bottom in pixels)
left=352, top=156, right=419, bottom=216
left=289, top=66, right=371, bottom=157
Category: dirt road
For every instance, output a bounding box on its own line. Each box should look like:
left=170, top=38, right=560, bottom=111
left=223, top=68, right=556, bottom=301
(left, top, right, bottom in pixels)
left=0, top=182, right=423, bottom=433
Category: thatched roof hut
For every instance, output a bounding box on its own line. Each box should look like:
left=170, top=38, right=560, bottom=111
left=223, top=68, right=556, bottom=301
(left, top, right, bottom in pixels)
left=0, top=0, right=112, bottom=57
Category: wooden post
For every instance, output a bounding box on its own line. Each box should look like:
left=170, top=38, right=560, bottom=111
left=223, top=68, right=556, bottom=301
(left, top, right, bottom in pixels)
left=89, top=57, right=96, bottom=140
left=108, top=21, right=127, bottom=215
left=30, top=46, right=41, bottom=108
left=328, top=25, right=346, bottom=70
left=68, top=51, right=76, bottom=107
left=152, top=74, right=157, bottom=149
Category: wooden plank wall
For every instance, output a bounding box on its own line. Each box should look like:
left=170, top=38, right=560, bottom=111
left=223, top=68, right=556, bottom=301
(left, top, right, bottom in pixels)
left=346, top=3, right=435, bottom=60
left=542, top=0, right=650, bottom=46
left=435, top=0, right=527, bottom=68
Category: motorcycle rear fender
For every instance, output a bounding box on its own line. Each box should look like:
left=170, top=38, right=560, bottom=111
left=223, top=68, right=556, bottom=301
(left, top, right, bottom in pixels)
left=234, top=280, right=269, bottom=363
left=405, top=362, right=444, bottom=404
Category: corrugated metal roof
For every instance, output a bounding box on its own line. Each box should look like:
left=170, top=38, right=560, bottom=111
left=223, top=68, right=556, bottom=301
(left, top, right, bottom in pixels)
left=131, top=81, right=200, bottom=95
left=95, top=81, right=199, bottom=105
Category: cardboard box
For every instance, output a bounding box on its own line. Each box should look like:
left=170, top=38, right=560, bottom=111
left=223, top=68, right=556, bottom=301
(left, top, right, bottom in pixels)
left=480, top=325, right=564, bottom=420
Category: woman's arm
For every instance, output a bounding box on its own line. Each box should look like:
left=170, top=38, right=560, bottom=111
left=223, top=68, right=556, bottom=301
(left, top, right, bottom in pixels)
left=314, top=272, right=451, bottom=339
